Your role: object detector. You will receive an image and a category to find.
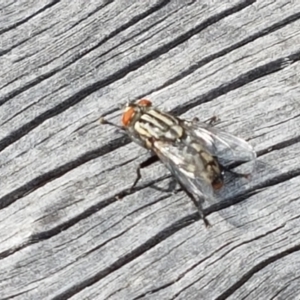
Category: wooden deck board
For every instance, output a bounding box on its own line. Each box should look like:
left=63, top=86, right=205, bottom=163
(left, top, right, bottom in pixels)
left=1, top=1, right=300, bottom=299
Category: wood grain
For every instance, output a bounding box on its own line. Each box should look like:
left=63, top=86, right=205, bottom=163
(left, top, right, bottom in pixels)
left=1, top=1, right=300, bottom=299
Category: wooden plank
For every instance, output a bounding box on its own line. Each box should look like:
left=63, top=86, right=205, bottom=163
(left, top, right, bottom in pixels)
left=0, top=0, right=300, bottom=299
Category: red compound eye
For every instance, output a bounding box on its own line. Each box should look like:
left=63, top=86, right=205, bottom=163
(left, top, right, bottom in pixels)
left=137, top=99, right=152, bottom=107
left=122, top=106, right=135, bottom=126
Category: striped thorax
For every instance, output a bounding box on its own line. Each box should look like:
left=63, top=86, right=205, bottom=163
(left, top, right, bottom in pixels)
left=122, top=99, right=184, bottom=148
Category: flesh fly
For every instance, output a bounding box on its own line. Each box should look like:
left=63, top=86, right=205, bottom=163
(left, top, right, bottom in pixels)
left=100, top=99, right=256, bottom=226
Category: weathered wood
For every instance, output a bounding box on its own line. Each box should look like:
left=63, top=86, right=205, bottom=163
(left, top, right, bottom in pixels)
left=1, top=0, right=300, bottom=299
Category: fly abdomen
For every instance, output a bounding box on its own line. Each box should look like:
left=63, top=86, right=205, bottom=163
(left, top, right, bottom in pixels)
left=211, top=175, right=224, bottom=190
left=198, top=148, right=224, bottom=190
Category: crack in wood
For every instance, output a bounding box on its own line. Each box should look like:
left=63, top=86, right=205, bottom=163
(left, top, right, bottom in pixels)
left=1, top=52, right=297, bottom=210
left=132, top=225, right=285, bottom=300
left=0, top=174, right=298, bottom=296
left=0, top=135, right=130, bottom=209
left=0, top=287, right=36, bottom=300
left=0, top=0, right=60, bottom=36
left=0, top=27, right=52, bottom=57
left=0, top=193, right=118, bottom=259
left=0, top=0, right=255, bottom=151
left=257, top=136, right=300, bottom=157
left=50, top=214, right=197, bottom=300
left=0, top=142, right=299, bottom=262
left=0, top=0, right=172, bottom=106
left=134, top=11, right=300, bottom=101
left=170, top=50, right=300, bottom=117
left=215, top=245, right=300, bottom=300
left=269, top=274, right=300, bottom=300
left=206, top=165, right=300, bottom=214
left=1, top=2, right=300, bottom=299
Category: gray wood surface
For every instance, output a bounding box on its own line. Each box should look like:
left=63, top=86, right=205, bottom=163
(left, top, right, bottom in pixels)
left=1, top=1, right=300, bottom=299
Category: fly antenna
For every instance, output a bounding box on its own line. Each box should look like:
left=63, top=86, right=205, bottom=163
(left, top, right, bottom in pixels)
left=99, top=117, right=125, bottom=131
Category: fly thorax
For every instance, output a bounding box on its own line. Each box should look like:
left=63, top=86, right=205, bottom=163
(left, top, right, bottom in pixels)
left=164, top=124, right=184, bottom=140
left=134, top=109, right=183, bottom=141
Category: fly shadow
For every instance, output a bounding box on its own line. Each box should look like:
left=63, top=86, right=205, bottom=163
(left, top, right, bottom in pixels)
left=203, top=158, right=272, bottom=228
left=125, top=154, right=262, bottom=228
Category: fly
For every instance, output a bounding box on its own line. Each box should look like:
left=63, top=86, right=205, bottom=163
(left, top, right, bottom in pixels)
left=100, top=99, right=256, bottom=227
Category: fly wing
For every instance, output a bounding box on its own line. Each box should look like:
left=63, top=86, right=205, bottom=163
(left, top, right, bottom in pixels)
left=182, top=120, right=256, bottom=163
left=152, top=139, right=214, bottom=201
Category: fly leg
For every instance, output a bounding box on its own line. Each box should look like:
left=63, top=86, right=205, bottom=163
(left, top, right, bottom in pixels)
left=221, top=164, right=250, bottom=179
left=192, top=116, right=219, bottom=126
left=177, top=180, right=210, bottom=227
left=204, top=116, right=219, bottom=126
left=130, top=155, right=159, bottom=191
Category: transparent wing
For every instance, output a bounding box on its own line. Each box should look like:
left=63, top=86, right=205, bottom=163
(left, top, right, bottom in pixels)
left=183, top=120, right=256, bottom=163
left=152, top=140, right=214, bottom=201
